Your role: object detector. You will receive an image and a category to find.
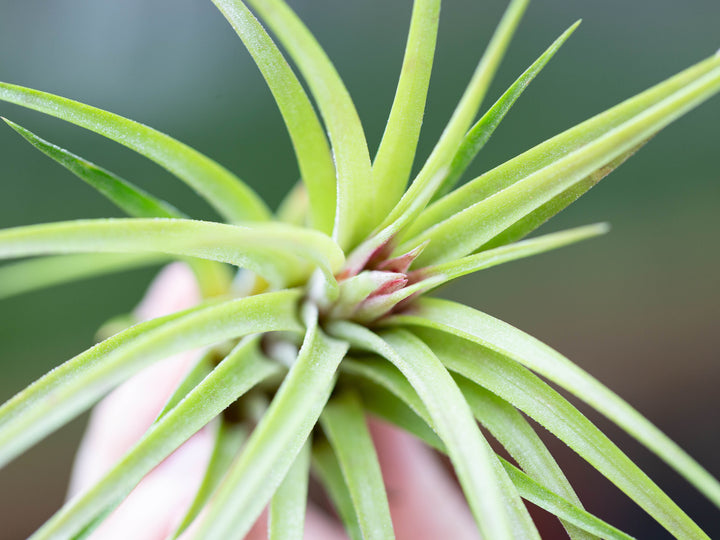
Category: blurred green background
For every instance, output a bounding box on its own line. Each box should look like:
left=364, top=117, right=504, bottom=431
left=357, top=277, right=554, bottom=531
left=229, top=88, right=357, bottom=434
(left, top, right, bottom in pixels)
left=1, top=0, right=718, bottom=537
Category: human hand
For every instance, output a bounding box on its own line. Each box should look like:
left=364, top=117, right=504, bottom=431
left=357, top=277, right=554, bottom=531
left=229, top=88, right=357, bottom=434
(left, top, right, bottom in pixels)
left=69, top=263, right=480, bottom=539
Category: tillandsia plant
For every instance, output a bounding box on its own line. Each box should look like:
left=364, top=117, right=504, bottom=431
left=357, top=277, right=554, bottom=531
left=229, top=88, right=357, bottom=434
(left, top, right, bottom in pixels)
left=0, top=0, right=719, bottom=538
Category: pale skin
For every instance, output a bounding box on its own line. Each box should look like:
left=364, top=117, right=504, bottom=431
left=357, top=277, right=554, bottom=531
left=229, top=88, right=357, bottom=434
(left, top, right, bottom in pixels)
left=69, top=263, right=479, bottom=539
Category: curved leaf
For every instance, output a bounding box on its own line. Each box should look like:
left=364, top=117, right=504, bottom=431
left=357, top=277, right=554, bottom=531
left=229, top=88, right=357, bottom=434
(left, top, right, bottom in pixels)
left=343, top=356, right=632, bottom=540
left=410, top=223, right=608, bottom=295
left=380, top=0, right=529, bottom=229
left=0, top=253, right=165, bottom=301
left=0, top=82, right=269, bottom=223
left=268, top=440, right=311, bottom=540
left=389, top=298, right=720, bottom=510
left=0, top=289, right=301, bottom=468
left=193, top=305, right=348, bottom=540
left=245, top=0, right=374, bottom=249
left=212, top=0, right=336, bottom=234
left=434, top=20, right=580, bottom=199
left=31, top=337, right=280, bottom=540
left=328, top=322, right=538, bottom=540
left=3, top=118, right=183, bottom=218
left=0, top=218, right=344, bottom=288
left=414, top=327, right=709, bottom=539
left=312, top=439, right=363, bottom=540
left=372, top=0, right=441, bottom=215
left=172, top=422, right=247, bottom=538
left=321, top=391, right=394, bottom=540
left=403, top=62, right=720, bottom=264
left=404, top=54, right=720, bottom=248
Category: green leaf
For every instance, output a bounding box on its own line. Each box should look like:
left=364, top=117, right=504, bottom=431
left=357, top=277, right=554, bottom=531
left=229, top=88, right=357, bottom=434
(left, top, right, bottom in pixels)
left=31, top=337, right=280, bottom=540
left=0, top=218, right=344, bottom=288
left=390, top=298, right=720, bottom=510
left=327, top=322, right=538, bottom=540
left=410, top=224, right=609, bottom=295
left=434, top=20, right=580, bottom=199
left=268, top=439, right=311, bottom=540
left=411, top=326, right=710, bottom=539
left=403, top=55, right=720, bottom=260
left=245, top=0, right=374, bottom=249
left=479, top=143, right=644, bottom=251
left=321, top=391, right=395, bottom=540
left=211, top=0, right=336, bottom=234
left=455, top=377, right=595, bottom=540
left=501, top=462, right=634, bottom=540
left=0, top=82, right=269, bottom=223
left=193, top=305, right=348, bottom=540
left=346, top=372, right=444, bottom=452
left=372, top=0, right=441, bottom=216
left=172, top=422, right=247, bottom=538
left=154, top=352, right=216, bottom=423
left=0, top=289, right=301, bottom=468
left=312, top=439, right=363, bottom=540
left=0, top=253, right=165, bottom=301
left=380, top=0, right=529, bottom=230
left=343, top=357, right=631, bottom=540
left=276, top=181, right=309, bottom=227
left=3, top=118, right=183, bottom=219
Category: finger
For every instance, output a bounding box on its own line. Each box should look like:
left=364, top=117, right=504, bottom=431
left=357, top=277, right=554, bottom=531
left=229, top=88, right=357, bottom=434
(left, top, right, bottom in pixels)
left=369, top=418, right=480, bottom=540
left=86, top=428, right=214, bottom=540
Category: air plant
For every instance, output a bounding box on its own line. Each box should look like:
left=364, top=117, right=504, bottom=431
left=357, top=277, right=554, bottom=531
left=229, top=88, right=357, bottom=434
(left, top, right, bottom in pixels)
left=0, top=0, right=718, bottom=538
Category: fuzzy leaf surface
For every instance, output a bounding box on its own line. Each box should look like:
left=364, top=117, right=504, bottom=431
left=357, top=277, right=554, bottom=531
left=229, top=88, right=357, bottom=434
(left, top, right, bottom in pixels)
left=0, top=82, right=269, bottom=223
left=0, top=253, right=165, bottom=301
left=321, top=391, right=394, bottom=540
left=0, top=290, right=301, bottom=468
left=328, top=322, right=538, bottom=540
left=372, top=0, right=440, bottom=215
left=245, top=0, right=374, bottom=249
left=193, top=307, right=348, bottom=540
left=414, top=327, right=710, bottom=539
left=212, top=0, right=336, bottom=233
left=390, top=298, right=720, bottom=510
left=31, top=338, right=279, bottom=540
left=0, top=218, right=343, bottom=288
left=268, top=440, right=311, bottom=540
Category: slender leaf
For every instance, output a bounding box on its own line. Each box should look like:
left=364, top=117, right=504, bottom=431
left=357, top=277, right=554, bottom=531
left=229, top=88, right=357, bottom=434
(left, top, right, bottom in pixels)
left=372, top=0, right=441, bottom=215
left=456, top=377, right=595, bottom=540
left=154, top=352, right=216, bottom=424
left=0, top=253, right=165, bottom=301
left=0, top=289, right=301, bottom=468
left=380, top=0, right=529, bottom=229
left=312, top=439, right=363, bottom=540
left=193, top=305, right=348, bottom=540
left=0, top=83, right=269, bottom=223
left=502, top=462, right=634, bottom=540
left=433, top=21, right=580, bottom=200
left=403, top=62, right=720, bottom=264
left=343, top=357, right=633, bottom=540
left=0, top=218, right=344, bottom=288
left=327, top=322, right=538, bottom=540
left=31, top=337, right=279, bottom=540
left=245, top=0, right=374, bottom=249
left=172, top=422, right=247, bottom=538
left=389, top=297, right=720, bottom=510
left=412, top=326, right=710, bottom=539
left=405, top=54, right=720, bottom=247
left=321, top=391, right=394, bottom=540
left=268, top=439, right=311, bottom=540
left=3, top=118, right=182, bottom=218
left=479, top=143, right=644, bottom=251
left=212, top=0, right=336, bottom=234
left=409, top=224, right=608, bottom=295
